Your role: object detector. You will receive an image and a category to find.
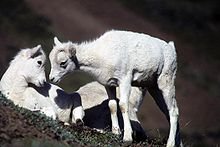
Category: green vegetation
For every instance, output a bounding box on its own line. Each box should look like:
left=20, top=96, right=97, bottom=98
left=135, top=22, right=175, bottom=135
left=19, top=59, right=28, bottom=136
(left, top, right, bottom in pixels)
left=0, top=92, right=168, bottom=146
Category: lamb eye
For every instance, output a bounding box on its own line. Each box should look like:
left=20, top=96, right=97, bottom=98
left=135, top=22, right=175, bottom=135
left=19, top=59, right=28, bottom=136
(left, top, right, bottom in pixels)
left=37, top=61, right=42, bottom=65
left=60, top=60, right=67, bottom=68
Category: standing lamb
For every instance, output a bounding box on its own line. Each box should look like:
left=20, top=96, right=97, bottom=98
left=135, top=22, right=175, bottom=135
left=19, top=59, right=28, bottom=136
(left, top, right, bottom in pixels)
left=49, top=30, right=182, bottom=147
left=0, top=45, right=84, bottom=124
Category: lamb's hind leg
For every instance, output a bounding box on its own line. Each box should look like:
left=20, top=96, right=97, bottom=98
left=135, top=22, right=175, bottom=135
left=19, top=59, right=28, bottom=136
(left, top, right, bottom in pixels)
left=148, top=75, right=182, bottom=147
left=105, top=86, right=120, bottom=135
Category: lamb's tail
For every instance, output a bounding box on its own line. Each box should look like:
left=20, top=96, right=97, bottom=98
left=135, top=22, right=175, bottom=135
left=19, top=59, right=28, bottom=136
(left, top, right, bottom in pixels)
left=168, top=41, right=175, bottom=49
left=167, top=41, right=177, bottom=70
left=168, top=41, right=176, bottom=56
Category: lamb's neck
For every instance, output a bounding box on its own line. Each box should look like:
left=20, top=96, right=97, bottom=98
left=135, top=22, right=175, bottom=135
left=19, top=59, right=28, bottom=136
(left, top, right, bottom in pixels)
left=76, top=42, right=101, bottom=75
left=1, top=67, right=14, bottom=93
left=10, top=78, right=28, bottom=94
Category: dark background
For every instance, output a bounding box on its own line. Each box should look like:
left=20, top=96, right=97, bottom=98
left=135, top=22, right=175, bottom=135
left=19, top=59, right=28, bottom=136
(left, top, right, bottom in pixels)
left=0, top=0, right=220, bottom=146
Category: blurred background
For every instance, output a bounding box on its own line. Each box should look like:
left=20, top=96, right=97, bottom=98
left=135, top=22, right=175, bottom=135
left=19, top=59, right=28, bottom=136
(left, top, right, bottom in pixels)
left=0, top=0, right=220, bottom=146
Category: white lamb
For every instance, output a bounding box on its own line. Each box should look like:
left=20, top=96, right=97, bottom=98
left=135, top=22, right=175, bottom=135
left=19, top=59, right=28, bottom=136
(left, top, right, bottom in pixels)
left=0, top=45, right=84, bottom=124
left=49, top=30, right=182, bottom=147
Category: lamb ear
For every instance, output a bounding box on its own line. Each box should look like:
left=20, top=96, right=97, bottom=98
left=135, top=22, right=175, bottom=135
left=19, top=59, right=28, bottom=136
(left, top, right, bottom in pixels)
left=69, top=46, right=76, bottom=56
left=54, top=37, right=62, bottom=46
left=28, top=45, right=42, bottom=58
left=35, top=45, right=42, bottom=50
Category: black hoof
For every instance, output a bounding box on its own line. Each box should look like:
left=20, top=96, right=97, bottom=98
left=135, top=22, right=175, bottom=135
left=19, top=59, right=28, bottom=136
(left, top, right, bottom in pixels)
left=76, top=119, right=84, bottom=127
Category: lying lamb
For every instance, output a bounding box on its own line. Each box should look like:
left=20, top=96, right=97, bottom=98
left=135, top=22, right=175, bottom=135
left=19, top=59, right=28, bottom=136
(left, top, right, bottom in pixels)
left=49, top=30, right=182, bottom=147
left=0, top=45, right=84, bottom=124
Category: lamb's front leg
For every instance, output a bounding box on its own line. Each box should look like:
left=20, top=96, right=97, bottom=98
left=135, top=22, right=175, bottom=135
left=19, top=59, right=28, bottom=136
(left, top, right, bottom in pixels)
left=105, top=86, right=120, bottom=135
left=72, top=93, right=85, bottom=126
left=119, top=76, right=133, bottom=144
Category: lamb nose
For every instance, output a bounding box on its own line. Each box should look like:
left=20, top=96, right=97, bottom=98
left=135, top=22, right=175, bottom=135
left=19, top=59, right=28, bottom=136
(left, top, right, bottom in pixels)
left=50, top=77, right=55, bottom=82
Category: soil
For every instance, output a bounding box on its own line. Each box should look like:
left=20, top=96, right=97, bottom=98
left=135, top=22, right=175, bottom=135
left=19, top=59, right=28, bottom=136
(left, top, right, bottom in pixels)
left=0, top=105, right=55, bottom=144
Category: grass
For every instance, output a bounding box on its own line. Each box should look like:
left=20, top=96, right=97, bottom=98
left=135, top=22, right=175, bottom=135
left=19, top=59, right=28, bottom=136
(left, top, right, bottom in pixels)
left=0, top=92, right=168, bottom=147
left=0, top=92, right=122, bottom=146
